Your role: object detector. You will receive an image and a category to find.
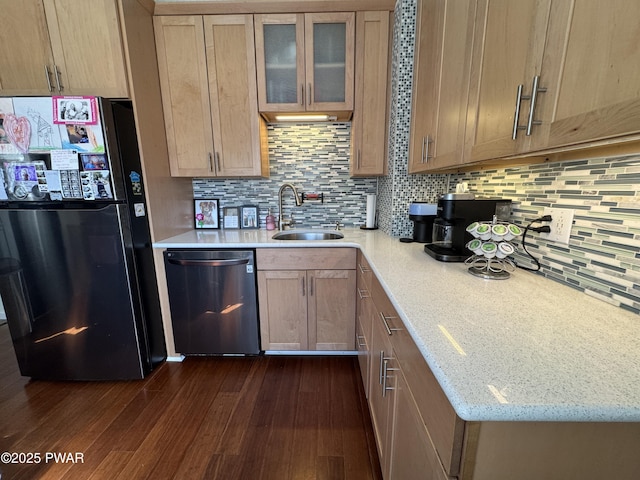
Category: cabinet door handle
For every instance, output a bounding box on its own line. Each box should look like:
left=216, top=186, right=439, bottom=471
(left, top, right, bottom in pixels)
left=379, top=311, right=401, bottom=336
left=421, top=136, right=433, bottom=163
left=44, top=65, right=53, bottom=92
left=379, top=350, right=384, bottom=384
left=53, top=65, right=62, bottom=92
left=208, top=153, right=213, bottom=172
left=512, top=84, right=527, bottom=140
left=215, top=152, right=221, bottom=173
left=300, top=84, right=304, bottom=105
left=382, top=359, right=398, bottom=397
left=301, top=276, right=306, bottom=296
left=307, top=83, right=312, bottom=106
left=356, top=150, right=361, bottom=170
left=309, top=275, right=314, bottom=296
left=525, top=75, right=547, bottom=136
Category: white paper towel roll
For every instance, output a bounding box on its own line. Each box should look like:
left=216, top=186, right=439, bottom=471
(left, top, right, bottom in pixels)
left=366, top=194, right=376, bottom=228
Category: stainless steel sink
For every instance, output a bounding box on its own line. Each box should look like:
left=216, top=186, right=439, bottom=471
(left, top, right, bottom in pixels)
left=271, top=230, right=345, bottom=241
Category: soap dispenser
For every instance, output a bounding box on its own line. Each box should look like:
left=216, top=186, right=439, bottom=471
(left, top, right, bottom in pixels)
left=265, top=208, right=276, bottom=230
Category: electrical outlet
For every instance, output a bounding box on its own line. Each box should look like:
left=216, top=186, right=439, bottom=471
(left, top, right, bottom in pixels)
left=539, top=207, right=575, bottom=244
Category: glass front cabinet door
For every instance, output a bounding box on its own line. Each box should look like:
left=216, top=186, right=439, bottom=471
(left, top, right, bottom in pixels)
left=255, top=12, right=354, bottom=115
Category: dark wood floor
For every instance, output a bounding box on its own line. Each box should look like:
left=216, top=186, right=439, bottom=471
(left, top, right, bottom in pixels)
left=0, top=324, right=382, bottom=480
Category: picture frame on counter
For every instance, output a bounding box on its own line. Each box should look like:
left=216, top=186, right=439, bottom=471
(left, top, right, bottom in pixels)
left=194, top=198, right=219, bottom=229
left=241, top=205, right=259, bottom=229
left=223, top=206, right=240, bottom=229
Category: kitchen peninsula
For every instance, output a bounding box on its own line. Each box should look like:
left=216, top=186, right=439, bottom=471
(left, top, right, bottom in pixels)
left=155, top=228, right=640, bottom=479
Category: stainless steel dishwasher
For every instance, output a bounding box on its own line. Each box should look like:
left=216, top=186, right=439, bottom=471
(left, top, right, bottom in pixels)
left=163, top=249, right=260, bottom=355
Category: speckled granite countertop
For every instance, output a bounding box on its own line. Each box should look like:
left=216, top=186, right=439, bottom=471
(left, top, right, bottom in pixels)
left=154, top=228, right=640, bottom=422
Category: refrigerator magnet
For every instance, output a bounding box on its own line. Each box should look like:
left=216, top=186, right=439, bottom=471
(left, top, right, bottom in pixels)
left=53, top=96, right=98, bottom=125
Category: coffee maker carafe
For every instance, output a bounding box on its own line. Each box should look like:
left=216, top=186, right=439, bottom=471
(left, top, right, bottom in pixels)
left=425, top=193, right=511, bottom=262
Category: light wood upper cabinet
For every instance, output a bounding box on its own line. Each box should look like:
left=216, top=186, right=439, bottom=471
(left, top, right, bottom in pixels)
left=254, top=12, right=355, bottom=119
left=464, top=0, right=640, bottom=166
left=0, top=0, right=54, bottom=95
left=466, top=0, right=552, bottom=163
left=0, top=0, right=128, bottom=97
left=408, top=0, right=476, bottom=173
left=351, top=11, right=391, bottom=177
left=154, top=15, right=268, bottom=178
left=257, top=248, right=356, bottom=351
left=534, top=0, right=640, bottom=150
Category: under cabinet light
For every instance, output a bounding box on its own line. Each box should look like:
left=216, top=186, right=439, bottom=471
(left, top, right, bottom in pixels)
left=274, top=114, right=332, bottom=122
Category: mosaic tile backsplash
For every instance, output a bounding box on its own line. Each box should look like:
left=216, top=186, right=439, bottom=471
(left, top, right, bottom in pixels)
left=454, top=156, right=640, bottom=314
left=192, top=123, right=377, bottom=229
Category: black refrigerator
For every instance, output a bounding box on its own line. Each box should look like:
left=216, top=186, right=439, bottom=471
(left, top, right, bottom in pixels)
left=0, top=97, right=166, bottom=380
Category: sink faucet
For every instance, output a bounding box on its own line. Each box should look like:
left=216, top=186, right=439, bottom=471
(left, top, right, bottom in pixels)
left=278, top=183, right=303, bottom=230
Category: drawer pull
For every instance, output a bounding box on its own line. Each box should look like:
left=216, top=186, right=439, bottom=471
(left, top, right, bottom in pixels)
left=357, top=288, right=370, bottom=299
left=358, top=263, right=371, bottom=274
left=379, top=311, right=401, bottom=336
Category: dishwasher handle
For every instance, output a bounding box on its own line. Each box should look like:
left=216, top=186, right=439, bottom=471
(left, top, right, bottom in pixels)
left=167, top=258, right=249, bottom=267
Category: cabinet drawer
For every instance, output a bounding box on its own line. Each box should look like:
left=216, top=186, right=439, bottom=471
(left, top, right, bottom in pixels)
left=370, top=273, right=464, bottom=477
left=257, top=248, right=356, bottom=270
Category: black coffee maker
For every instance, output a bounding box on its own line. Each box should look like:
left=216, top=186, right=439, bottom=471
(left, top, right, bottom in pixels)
left=424, top=193, right=512, bottom=262
left=408, top=201, right=437, bottom=243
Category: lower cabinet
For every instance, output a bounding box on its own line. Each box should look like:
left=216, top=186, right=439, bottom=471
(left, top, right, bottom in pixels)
left=367, top=273, right=455, bottom=480
left=257, top=248, right=356, bottom=351
left=389, top=369, right=449, bottom=480
left=368, top=306, right=396, bottom=478
left=361, top=252, right=640, bottom=480
left=356, top=250, right=374, bottom=395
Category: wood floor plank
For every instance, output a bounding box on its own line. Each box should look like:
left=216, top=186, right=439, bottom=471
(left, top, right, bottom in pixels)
left=289, top=391, right=320, bottom=479
left=0, top=325, right=382, bottom=480
left=86, top=451, right=135, bottom=480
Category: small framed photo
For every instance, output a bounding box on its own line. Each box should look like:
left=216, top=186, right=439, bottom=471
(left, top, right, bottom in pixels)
left=194, top=199, right=219, bottom=229
left=241, top=205, right=259, bottom=229
left=223, top=206, right=241, bottom=229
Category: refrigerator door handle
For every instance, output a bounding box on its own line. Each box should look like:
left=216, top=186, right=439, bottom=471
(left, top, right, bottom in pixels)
left=166, top=258, right=250, bottom=267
